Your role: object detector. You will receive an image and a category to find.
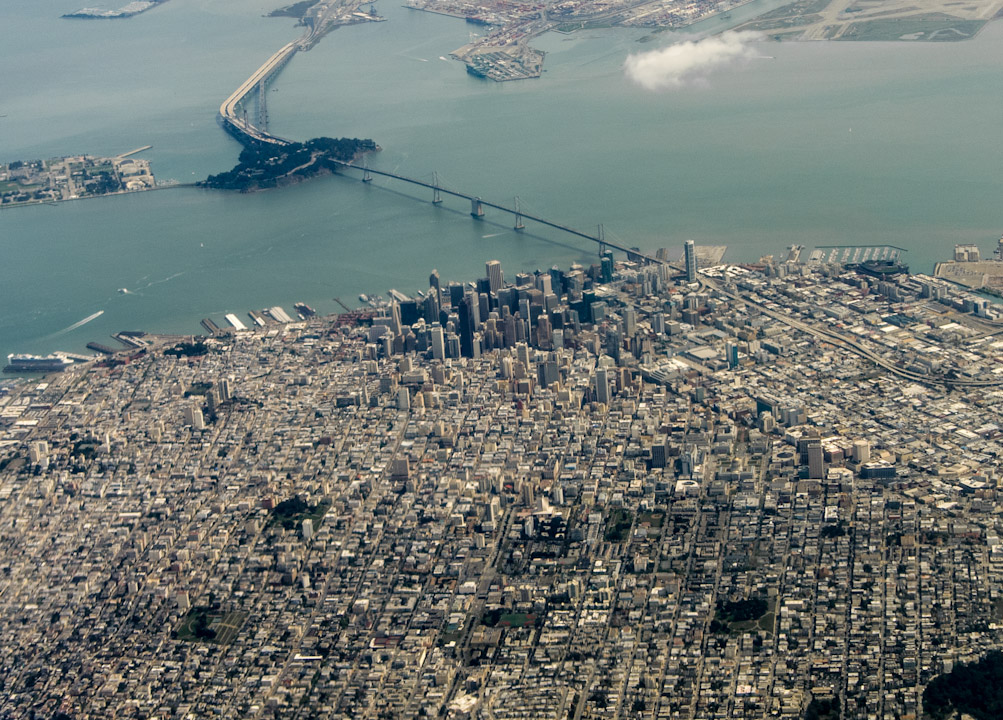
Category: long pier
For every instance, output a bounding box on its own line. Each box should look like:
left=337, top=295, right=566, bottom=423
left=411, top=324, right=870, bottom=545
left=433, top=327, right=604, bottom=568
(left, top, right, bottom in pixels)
left=117, top=145, right=153, bottom=158
left=335, top=161, right=666, bottom=265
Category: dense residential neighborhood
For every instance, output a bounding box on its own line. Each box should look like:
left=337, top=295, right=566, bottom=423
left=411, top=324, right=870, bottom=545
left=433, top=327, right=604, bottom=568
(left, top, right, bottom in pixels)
left=2, top=254, right=1003, bottom=719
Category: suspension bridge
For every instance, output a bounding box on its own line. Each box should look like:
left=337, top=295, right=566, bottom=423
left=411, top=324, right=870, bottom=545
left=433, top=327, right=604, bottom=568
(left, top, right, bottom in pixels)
left=335, top=160, right=667, bottom=266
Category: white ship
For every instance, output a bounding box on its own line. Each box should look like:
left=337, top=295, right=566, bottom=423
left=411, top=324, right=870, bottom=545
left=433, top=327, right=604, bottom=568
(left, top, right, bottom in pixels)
left=5, top=354, right=74, bottom=373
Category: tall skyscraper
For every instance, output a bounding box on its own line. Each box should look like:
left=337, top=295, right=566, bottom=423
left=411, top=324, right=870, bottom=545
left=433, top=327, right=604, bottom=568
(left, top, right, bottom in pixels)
left=537, top=357, right=559, bottom=388
left=684, top=239, right=697, bottom=283
left=486, top=260, right=503, bottom=294
left=601, top=254, right=614, bottom=284
left=429, top=269, right=441, bottom=307
left=184, top=405, right=205, bottom=431
left=808, top=441, right=824, bottom=480
left=725, top=341, right=739, bottom=369
left=29, top=441, right=48, bottom=464
left=422, top=292, right=439, bottom=323
left=759, top=412, right=775, bottom=433
left=431, top=325, right=445, bottom=361
left=478, top=292, right=490, bottom=325
left=535, top=272, right=552, bottom=296
left=458, top=294, right=476, bottom=358
left=595, top=368, right=610, bottom=405
left=799, top=434, right=824, bottom=479
left=622, top=306, right=636, bottom=337
left=389, top=302, right=402, bottom=335
left=651, top=438, right=667, bottom=469
left=851, top=439, right=871, bottom=464
left=535, top=314, right=552, bottom=349
left=517, top=342, right=531, bottom=369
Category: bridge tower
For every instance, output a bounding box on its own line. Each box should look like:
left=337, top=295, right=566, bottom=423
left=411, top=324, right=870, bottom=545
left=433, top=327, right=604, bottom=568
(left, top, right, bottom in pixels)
left=432, top=172, right=443, bottom=205
left=362, top=159, right=373, bottom=183
left=471, top=196, right=484, bottom=218
left=597, top=225, right=610, bottom=258
left=513, top=196, right=525, bottom=231
left=256, top=80, right=269, bottom=131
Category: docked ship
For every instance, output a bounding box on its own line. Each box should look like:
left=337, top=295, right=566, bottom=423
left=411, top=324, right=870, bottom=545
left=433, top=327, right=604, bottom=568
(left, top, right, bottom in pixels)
left=4, top=354, right=74, bottom=373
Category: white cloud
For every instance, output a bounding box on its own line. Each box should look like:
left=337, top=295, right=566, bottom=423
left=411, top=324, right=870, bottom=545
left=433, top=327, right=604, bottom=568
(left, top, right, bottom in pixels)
left=624, top=31, right=761, bottom=91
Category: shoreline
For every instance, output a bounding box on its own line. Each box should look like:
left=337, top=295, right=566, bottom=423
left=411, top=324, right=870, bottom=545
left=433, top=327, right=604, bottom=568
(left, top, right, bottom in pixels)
left=0, top=182, right=197, bottom=211
left=61, top=0, right=171, bottom=20
left=4, top=0, right=1000, bottom=370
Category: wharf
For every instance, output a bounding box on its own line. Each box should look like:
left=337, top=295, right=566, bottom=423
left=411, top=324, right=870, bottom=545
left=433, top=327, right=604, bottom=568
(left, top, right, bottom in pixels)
left=117, top=145, right=153, bottom=158
left=86, top=342, right=118, bottom=355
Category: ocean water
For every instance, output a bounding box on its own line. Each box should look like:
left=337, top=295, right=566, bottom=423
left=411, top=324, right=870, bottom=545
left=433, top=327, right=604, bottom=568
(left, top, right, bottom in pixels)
left=1, top=0, right=1001, bottom=362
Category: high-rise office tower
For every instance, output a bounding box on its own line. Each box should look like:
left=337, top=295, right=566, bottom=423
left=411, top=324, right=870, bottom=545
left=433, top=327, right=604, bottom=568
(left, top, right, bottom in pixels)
left=852, top=439, right=871, bottom=463
left=184, top=405, right=205, bottom=431
left=486, top=260, right=503, bottom=294
left=684, top=239, right=697, bottom=282
left=459, top=294, right=476, bottom=358
left=595, top=368, right=610, bottom=405
left=431, top=325, right=445, bottom=361
left=429, top=269, right=441, bottom=306
left=808, top=441, right=824, bottom=480
left=622, top=306, right=636, bottom=337
left=725, top=342, right=739, bottom=369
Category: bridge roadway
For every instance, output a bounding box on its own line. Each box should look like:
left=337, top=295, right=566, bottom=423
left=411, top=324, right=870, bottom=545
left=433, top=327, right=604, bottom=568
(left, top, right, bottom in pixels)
left=334, top=160, right=668, bottom=265
left=218, top=46, right=998, bottom=389
left=218, top=45, right=998, bottom=389
left=213, top=7, right=669, bottom=265
left=218, top=39, right=300, bottom=146
left=217, top=0, right=363, bottom=147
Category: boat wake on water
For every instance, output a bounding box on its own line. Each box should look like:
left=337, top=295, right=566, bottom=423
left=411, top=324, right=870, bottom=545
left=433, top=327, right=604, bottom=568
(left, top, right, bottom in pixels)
left=49, top=310, right=104, bottom=337
left=133, top=271, right=187, bottom=293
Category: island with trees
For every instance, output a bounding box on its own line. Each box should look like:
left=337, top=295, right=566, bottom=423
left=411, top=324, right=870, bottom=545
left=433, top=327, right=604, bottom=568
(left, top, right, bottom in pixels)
left=197, top=137, right=377, bottom=193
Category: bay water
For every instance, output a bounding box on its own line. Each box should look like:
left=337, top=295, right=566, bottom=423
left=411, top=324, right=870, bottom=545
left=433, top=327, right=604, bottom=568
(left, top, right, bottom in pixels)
left=1, top=0, right=1001, bottom=361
